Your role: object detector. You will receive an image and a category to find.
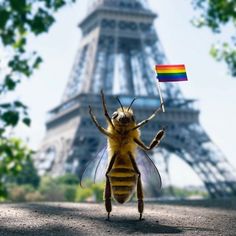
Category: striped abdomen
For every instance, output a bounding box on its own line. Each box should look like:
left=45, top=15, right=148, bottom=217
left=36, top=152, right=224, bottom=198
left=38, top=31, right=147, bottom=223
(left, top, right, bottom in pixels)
left=108, top=167, right=137, bottom=204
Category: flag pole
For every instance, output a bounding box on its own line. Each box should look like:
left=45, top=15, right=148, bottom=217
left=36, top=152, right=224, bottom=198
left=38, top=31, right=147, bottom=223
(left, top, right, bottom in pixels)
left=157, top=80, right=165, bottom=112
left=154, top=67, right=165, bottom=112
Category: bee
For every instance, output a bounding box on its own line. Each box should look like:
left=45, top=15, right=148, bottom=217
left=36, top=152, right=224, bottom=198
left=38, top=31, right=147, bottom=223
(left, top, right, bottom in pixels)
left=81, top=90, right=165, bottom=221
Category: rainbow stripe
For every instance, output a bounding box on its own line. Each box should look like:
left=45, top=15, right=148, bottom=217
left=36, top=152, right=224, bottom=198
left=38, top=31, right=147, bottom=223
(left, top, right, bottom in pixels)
left=156, top=64, right=188, bottom=82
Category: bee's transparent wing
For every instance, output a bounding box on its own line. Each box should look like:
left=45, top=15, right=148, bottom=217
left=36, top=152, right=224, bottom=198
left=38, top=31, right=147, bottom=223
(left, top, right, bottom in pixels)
left=136, top=148, right=162, bottom=198
left=80, top=145, right=108, bottom=188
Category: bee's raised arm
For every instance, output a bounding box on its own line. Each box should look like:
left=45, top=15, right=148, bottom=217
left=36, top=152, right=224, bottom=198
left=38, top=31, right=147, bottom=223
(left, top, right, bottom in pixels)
left=130, top=104, right=163, bottom=131
left=101, top=90, right=116, bottom=130
left=89, top=105, right=113, bottom=137
left=134, top=129, right=165, bottom=151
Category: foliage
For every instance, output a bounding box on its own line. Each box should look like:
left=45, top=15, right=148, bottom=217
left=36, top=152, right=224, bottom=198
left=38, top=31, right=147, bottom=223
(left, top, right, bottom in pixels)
left=91, top=182, right=104, bottom=202
left=5, top=173, right=209, bottom=202
left=36, top=175, right=104, bottom=202
left=6, top=152, right=40, bottom=188
left=0, top=0, right=76, bottom=95
left=75, top=179, right=104, bottom=202
left=0, top=0, right=75, bottom=131
left=7, top=185, right=32, bottom=202
left=38, top=176, right=67, bottom=201
left=192, top=0, right=236, bottom=76
left=64, top=185, right=77, bottom=201
left=6, top=175, right=77, bottom=202
left=56, top=173, right=79, bottom=185
left=7, top=184, right=44, bottom=202
left=162, top=185, right=208, bottom=199
left=0, top=0, right=75, bottom=199
left=38, top=174, right=79, bottom=202
left=37, top=175, right=103, bottom=202
left=75, top=186, right=93, bottom=202
left=25, top=190, right=44, bottom=202
left=0, top=138, right=34, bottom=199
left=7, top=184, right=34, bottom=202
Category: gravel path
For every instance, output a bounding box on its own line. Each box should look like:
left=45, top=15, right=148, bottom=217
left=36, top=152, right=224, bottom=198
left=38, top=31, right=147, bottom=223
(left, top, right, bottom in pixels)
left=0, top=201, right=236, bottom=235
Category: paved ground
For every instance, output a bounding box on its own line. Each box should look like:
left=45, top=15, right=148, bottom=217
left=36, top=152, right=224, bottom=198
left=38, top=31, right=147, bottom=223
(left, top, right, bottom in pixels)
left=0, top=201, right=236, bottom=235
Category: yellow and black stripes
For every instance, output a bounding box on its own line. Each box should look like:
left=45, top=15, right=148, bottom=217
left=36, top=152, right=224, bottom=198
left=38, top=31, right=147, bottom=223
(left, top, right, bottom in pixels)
left=108, top=167, right=137, bottom=204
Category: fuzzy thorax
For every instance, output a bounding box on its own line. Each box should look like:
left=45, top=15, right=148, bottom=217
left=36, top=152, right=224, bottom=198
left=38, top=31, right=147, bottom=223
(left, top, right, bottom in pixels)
left=107, top=107, right=140, bottom=158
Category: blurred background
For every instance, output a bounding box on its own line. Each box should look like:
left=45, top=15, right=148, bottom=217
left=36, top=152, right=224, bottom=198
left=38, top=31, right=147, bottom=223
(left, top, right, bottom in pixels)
left=0, top=0, right=236, bottom=203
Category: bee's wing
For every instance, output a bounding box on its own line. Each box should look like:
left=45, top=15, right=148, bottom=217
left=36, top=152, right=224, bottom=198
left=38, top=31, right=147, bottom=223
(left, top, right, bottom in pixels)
left=136, top=148, right=162, bottom=198
left=80, top=144, right=108, bottom=188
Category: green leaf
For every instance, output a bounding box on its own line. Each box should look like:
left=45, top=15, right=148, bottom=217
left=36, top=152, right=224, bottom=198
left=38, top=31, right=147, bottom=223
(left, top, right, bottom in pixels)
left=210, top=46, right=218, bottom=58
left=14, top=101, right=27, bottom=109
left=13, top=37, right=26, bottom=49
left=16, top=164, right=23, bottom=172
left=2, top=110, right=20, bottom=126
left=7, top=162, right=16, bottom=171
left=53, top=0, right=66, bottom=10
left=9, top=0, right=27, bottom=12
left=8, top=56, right=32, bottom=77
left=0, top=103, right=12, bottom=108
left=0, top=9, right=10, bottom=29
left=5, top=76, right=17, bottom=91
left=0, top=128, right=4, bottom=136
left=23, top=117, right=31, bottom=126
left=33, top=56, right=43, bottom=69
left=1, top=29, right=15, bottom=45
left=29, top=8, right=55, bottom=35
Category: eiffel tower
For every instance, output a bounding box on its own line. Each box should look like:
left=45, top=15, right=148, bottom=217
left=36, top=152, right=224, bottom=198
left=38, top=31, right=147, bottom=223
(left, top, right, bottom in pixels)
left=35, top=0, right=236, bottom=198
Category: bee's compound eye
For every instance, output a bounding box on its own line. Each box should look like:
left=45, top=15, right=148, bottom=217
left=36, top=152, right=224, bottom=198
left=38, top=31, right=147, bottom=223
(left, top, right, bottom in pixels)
left=112, top=112, right=118, bottom=119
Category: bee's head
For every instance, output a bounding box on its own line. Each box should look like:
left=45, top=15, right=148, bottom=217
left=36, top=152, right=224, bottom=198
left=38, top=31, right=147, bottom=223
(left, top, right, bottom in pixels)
left=112, top=108, right=135, bottom=126
left=112, top=97, right=136, bottom=126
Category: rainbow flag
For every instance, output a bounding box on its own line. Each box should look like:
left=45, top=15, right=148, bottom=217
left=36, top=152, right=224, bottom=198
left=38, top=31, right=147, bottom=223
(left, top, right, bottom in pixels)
left=156, top=64, right=188, bottom=82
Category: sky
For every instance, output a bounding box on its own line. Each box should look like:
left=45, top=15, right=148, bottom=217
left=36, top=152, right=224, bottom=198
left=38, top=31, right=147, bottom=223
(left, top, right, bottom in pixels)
left=2, top=0, right=236, bottom=187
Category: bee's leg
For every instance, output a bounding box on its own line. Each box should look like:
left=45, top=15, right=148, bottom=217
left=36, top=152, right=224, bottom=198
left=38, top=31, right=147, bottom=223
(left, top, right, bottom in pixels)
left=100, top=90, right=115, bottom=128
left=137, top=179, right=144, bottom=221
left=105, top=153, right=116, bottom=221
left=89, top=105, right=113, bottom=137
left=130, top=104, right=163, bottom=131
left=134, top=129, right=165, bottom=151
left=105, top=178, right=112, bottom=221
left=128, top=153, right=144, bottom=221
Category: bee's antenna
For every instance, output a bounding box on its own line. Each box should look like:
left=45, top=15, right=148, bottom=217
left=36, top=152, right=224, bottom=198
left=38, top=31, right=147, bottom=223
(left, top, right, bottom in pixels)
left=128, top=98, right=136, bottom=111
left=116, top=97, right=124, bottom=112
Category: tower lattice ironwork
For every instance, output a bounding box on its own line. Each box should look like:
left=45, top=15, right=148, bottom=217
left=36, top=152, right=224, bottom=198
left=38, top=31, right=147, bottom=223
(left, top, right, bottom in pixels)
left=35, top=0, right=236, bottom=198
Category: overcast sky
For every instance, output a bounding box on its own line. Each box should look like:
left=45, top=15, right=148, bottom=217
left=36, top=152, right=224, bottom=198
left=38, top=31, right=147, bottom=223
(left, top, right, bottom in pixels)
left=3, top=0, right=236, bottom=187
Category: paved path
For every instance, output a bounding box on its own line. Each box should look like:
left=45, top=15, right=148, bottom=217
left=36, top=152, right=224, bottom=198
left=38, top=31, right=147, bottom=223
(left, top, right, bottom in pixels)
left=0, top=202, right=236, bottom=235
